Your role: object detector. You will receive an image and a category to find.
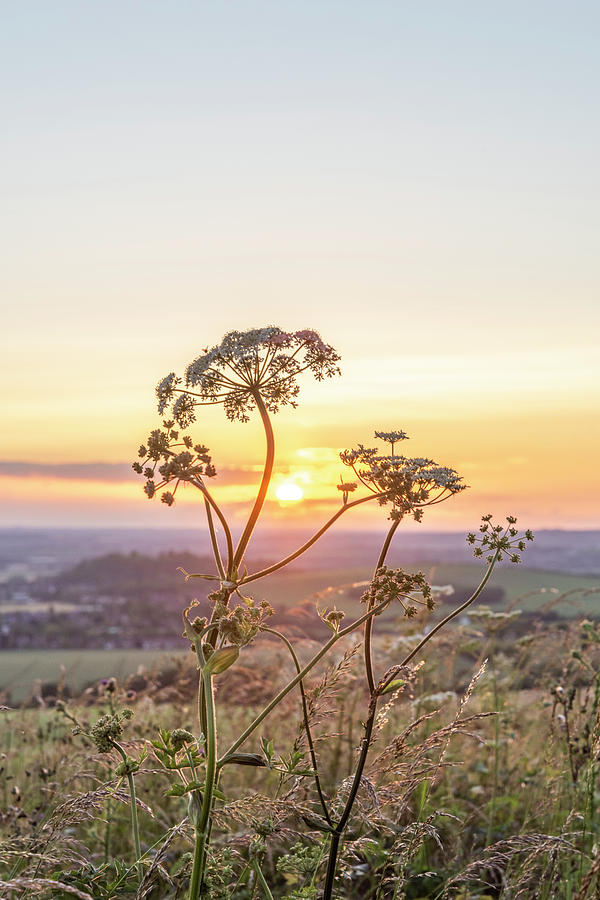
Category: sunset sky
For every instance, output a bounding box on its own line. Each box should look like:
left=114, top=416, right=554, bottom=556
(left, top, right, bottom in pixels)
left=1, top=2, right=599, bottom=534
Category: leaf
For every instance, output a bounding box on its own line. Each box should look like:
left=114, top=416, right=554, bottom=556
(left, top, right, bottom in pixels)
left=166, top=780, right=226, bottom=800
left=381, top=678, right=407, bottom=695
left=203, top=645, right=239, bottom=675
left=300, top=813, right=336, bottom=834
left=220, top=752, right=267, bottom=768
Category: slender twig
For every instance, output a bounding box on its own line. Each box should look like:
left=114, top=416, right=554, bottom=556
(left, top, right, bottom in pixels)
left=191, top=478, right=234, bottom=573
left=322, top=517, right=401, bottom=898
left=364, top=517, right=401, bottom=693
left=204, top=497, right=226, bottom=580
left=241, top=492, right=387, bottom=586
left=260, top=625, right=333, bottom=826
left=396, top=552, right=500, bottom=672
left=218, top=597, right=392, bottom=764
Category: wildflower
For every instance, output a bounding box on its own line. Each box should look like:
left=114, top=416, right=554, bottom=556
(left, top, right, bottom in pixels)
left=374, top=430, right=409, bottom=449
left=340, top=431, right=465, bottom=521
left=171, top=728, right=196, bottom=752
left=90, top=709, right=133, bottom=753
left=363, top=566, right=435, bottom=616
left=156, top=327, right=341, bottom=425
left=336, top=476, right=357, bottom=505
left=133, top=421, right=217, bottom=507
left=467, top=516, right=533, bottom=564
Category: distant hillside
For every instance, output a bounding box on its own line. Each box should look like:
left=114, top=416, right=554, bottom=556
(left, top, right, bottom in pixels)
left=2, top=527, right=600, bottom=583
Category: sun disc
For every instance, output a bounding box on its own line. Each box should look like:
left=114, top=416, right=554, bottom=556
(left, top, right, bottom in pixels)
left=276, top=483, right=303, bottom=502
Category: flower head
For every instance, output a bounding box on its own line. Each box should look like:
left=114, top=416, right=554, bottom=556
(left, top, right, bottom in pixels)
left=157, top=327, right=341, bottom=424
left=363, top=566, right=435, bottom=616
left=466, top=515, right=533, bottom=564
left=133, top=420, right=216, bottom=507
left=340, top=431, right=465, bottom=521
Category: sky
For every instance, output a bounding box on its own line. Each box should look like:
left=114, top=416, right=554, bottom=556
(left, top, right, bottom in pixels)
left=1, top=1, right=599, bottom=535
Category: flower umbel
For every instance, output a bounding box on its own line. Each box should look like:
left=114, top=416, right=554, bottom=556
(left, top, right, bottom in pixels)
left=133, top=420, right=216, bottom=507
left=466, top=515, right=534, bottom=563
left=362, top=566, right=435, bottom=618
left=341, top=430, right=465, bottom=521
left=157, top=327, right=341, bottom=424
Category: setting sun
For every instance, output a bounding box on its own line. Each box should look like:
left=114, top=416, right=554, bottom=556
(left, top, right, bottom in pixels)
left=275, top=482, right=304, bottom=502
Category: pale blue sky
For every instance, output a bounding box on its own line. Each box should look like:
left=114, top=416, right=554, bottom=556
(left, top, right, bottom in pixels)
left=1, top=2, right=599, bottom=526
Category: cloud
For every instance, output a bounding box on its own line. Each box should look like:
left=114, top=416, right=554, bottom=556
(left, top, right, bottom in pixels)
left=0, top=460, right=263, bottom=485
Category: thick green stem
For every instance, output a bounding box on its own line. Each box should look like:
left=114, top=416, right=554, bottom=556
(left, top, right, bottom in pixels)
left=189, top=671, right=217, bottom=899
left=114, top=743, right=142, bottom=884
left=103, top=796, right=112, bottom=864
left=252, top=859, right=276, bottom=900
left=127, top=772, right=143, bottom=884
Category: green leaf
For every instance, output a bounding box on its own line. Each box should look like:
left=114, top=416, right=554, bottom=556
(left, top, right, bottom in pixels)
left=381, top=678, right=407, bottom=695
left=203, top=645, right=239, bottom=675
left=220, top=752, right=267, bottom=768
left=300, top=813, right=335, bottom=834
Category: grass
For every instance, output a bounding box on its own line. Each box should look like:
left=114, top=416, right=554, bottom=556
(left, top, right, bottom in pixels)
left=2, top=606, right=600, bottom=898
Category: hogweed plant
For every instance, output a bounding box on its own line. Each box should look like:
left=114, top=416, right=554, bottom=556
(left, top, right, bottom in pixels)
left=128, top=327, right=533, bottom=899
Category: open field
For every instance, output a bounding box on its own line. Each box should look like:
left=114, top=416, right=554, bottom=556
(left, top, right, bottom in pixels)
left=2, top=609, right=600, bottom=898
left=0, top=649, right=187, bottom=703
left=2, top=565, right=600, bottom=703
left=259, top=563, right=600, bottom=610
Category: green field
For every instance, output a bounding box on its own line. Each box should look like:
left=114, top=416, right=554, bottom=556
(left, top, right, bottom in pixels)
left=0, top=648, right=187, bottom=703
left=261, top=563, right=600, bottom=615
left=2, top=565, right=599, bottom=704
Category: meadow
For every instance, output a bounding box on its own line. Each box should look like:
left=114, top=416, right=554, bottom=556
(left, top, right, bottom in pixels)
left=2, top=602, right=600, bottom=899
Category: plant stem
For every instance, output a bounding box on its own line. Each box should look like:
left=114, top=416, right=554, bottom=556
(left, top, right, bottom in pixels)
left=189, top=670, right=218, bottom=899
left=364, top=518, right=401, bottom=693
left=252, top=859, right=276, bottom=900
left=127, top=771, right=143, bottom=884
left=397, top=553, right=499, bottom=671
left=191, top=478, right=234, bottom=573
left=103, top=795, right=112, bottom=864
left=322, top=522, right=399, bottom=899
left=219, top=598, right=392, bottom=764
left=323, top=547, right=501, bottom=898
left=114, top=743, right=143, bottom=884
left=233, top=392, right=274, bottom=570
left=322, top=692, right=378, bottom=899
left=242, top=493, right=386, bottom=586
left=204, top=497, right=225, bottom=580
left=260, top=625, right=333, bottom=825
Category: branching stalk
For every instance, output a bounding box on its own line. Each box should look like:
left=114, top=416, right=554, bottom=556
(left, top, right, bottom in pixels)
left=260, top=625, right=333, bottom=826
left=219, top=597, right=392, bottom=764
left=242, top=492, right=387, bottom=586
